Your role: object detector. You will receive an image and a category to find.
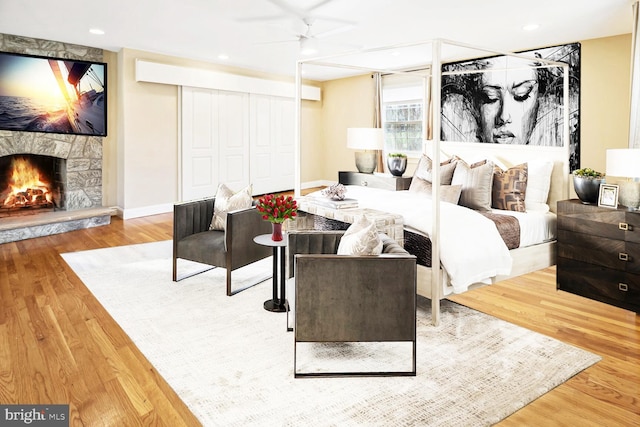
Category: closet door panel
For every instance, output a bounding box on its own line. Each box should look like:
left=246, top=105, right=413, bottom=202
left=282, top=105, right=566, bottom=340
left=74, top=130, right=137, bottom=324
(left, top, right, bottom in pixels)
left=250, top=95, right=294, bottom=195
left=181, top=87, right=218, bottom=201
left=217, top=91, right=251, bottom=192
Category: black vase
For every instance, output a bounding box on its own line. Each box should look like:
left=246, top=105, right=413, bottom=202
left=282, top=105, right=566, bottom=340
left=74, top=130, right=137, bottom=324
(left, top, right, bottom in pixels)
left=387, top=156, right=407, bottom=177
left=573, top=176, right=604, bottom=204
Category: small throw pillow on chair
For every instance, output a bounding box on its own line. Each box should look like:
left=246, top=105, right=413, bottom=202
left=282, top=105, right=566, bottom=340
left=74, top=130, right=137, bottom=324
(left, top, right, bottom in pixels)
left=337, top=215, right=383, bottom=256
left=210, top=183, right=253, bottom=231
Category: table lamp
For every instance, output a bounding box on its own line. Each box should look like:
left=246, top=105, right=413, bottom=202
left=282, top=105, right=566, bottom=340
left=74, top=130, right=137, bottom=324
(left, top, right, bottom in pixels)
left=606, top=148, right=640, bottom=210
left=347, top=128, right=384, bottom=174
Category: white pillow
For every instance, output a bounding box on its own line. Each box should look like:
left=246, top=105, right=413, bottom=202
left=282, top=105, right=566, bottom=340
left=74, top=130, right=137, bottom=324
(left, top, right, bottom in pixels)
left=525, top=160, right=554, bottom=213
left=210, top=183, right=253, bottom=231
left=451, top=159, right=494, bottom=211
left=337, top=215, right=383, bottom=256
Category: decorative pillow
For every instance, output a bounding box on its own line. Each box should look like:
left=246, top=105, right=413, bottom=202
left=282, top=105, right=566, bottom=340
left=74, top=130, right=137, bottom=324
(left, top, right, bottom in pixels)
left=492, top=164, right=528, bottom=212
left=412, top=155, right=457, bottom=186
left=210, top=183, right=253, bottom=231
left=408, top=177, right=462, bottom=204
left=451, top=159, right=494, bottom=211
left=525, top=160, right=554, bottom=212
left=337, top=215, right=383, bottom=256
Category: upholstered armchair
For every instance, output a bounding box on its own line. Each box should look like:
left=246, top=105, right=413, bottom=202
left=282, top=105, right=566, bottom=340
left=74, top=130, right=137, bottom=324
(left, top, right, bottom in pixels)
left=173, top=197, right=272, bottom=296
left=286, top=230, right=417, bottom=377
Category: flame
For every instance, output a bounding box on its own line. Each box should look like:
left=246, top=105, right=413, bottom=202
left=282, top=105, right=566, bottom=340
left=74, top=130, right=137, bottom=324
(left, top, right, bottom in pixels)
left=2, top=157, right=53, bottom=208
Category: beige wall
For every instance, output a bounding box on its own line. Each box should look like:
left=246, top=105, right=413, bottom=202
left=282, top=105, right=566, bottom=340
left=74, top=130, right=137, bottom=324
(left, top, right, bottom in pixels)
left=318, top=74, right=377, bottom=179
left=580, top=34, right=631, bottom=173
left=317, top=35, right=633, bottom=182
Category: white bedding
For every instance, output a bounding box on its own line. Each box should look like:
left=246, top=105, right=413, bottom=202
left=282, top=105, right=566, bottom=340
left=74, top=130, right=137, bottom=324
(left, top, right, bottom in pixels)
left=307, top=186, right=514, bottom=293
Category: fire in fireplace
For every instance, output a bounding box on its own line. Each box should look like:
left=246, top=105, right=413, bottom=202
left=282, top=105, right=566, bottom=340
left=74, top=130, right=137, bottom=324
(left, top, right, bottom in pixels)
left=0, top=154, right=65, bottom=217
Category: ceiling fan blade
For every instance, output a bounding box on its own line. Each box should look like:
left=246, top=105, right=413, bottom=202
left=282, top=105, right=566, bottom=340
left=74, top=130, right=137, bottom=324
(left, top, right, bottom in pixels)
left=266, top=0, right=307, bottom=20
left=313, top=24, right=356, bottom=39
left=236, top=14, right=288, bottom=23
left=306, top=0, right=336, bottom=13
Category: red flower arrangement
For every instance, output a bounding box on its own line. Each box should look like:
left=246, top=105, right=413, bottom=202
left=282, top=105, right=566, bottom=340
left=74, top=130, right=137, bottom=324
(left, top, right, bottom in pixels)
left=256, top=194, right=298, bottom=224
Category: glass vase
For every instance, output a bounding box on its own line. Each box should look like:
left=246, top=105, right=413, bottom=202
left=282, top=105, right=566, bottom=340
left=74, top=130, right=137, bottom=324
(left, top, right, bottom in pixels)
left=271, top=222, right=283, bottom=241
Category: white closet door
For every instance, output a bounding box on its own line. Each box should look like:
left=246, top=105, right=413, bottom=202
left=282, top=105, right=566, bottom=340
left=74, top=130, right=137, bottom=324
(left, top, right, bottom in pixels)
left=181, top=87, right=218, bottom=201
left=250, top=94, right=295, bottom=195
left=217, top=90, right=251, bottom=192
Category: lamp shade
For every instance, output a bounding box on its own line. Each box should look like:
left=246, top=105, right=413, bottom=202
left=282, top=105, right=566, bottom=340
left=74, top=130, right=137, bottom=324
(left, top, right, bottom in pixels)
left=606, top=148, right=640, bottom=178
left=347, top=128, right=384, bottom=150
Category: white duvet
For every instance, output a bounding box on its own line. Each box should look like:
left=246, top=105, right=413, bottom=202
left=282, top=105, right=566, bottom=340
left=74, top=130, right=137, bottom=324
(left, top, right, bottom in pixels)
left=308, top=186, right=513, bottom=293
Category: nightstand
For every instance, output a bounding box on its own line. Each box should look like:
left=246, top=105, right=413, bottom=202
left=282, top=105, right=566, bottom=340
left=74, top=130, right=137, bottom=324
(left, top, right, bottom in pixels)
left=556, top=199, right=639, bottom=312
left=338, top=171, right=412, bottom=191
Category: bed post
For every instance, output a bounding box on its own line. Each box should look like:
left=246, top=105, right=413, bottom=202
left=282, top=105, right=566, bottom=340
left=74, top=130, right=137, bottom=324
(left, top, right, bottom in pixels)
left=430, top=39, right=443, bottom=326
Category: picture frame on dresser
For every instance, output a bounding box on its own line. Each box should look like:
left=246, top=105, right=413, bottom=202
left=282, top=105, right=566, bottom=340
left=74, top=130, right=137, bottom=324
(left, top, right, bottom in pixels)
left=598, top=184, right=619, bottom=209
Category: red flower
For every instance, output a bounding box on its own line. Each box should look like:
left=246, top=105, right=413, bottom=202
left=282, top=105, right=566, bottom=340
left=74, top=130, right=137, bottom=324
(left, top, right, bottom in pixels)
left=257, top=194, right=298, bottom=224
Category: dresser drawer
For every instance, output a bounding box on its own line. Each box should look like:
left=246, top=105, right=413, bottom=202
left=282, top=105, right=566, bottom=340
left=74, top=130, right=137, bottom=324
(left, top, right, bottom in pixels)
left=556, top=230, right=635, bottom=272
left=557, top=257, right=640, bottom=312
left=338, top=171, right=411, bottom=191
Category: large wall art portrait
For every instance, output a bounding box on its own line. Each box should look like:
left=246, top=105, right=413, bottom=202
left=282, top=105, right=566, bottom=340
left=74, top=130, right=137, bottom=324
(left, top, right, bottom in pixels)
left=441, top=43, right=581, bottom=171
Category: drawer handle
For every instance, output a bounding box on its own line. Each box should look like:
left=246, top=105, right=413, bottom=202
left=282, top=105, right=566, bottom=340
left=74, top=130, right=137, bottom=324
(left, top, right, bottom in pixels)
left=619, top=252, right=629, bottom=261
left=619, top=222, right=629, bottom=231
left=361, top=180, right=368, bottom=186
left=619, top=283, right=628, bottom=292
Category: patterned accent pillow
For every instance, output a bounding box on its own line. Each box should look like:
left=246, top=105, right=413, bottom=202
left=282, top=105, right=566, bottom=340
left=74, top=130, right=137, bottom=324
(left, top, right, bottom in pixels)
left=408, top=177, right=463, bottom=204
left=451, top=159, right=494, bottom=211
left=492, top=164, right=528, bottom=212
left=411, top=155, right=457, bottom=186
left=337, top=215, right=383, bottom=256
left=210, top=183, right=253, bottom=231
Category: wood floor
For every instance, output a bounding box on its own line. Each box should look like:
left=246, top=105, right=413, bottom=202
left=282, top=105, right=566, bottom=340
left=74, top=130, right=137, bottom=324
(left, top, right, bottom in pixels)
left=0, top=213, right=638, bottom=426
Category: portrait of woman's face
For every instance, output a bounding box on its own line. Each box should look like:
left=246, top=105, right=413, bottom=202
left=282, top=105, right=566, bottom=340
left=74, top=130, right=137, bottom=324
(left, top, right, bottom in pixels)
left=477, top=66, right=540, bottom=144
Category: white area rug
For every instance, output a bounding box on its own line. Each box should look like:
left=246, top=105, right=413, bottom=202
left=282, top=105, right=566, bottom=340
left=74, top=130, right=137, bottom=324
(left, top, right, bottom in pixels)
left=62, top=241, right=601, bottom=427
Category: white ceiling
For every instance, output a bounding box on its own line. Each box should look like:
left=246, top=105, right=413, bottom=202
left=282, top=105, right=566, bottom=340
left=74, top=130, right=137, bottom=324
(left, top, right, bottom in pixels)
left=0, top=0, right=634, bottom=81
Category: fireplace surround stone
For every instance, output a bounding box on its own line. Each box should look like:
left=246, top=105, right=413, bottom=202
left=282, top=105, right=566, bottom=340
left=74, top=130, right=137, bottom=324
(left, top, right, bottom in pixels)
left=0, top=33, right=111, bottom=243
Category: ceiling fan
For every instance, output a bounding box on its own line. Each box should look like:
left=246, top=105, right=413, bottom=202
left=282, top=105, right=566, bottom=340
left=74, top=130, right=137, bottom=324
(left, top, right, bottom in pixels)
left=242, top=0, right=358, bottom=55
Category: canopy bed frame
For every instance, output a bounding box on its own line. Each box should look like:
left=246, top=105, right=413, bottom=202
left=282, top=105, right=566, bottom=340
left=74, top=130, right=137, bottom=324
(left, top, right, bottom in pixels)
left=293, top=39, right=570, bottom=325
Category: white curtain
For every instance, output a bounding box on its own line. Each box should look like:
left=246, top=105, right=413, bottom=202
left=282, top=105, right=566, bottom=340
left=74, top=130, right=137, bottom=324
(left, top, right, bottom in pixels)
left=629, top=0, right=640, bottom=148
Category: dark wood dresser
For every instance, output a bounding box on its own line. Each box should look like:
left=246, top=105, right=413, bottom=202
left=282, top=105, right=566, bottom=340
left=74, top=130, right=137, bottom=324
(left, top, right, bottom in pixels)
left=338, top=171, right=412, bottom=191
left=557, top=199, right=639, bottom=312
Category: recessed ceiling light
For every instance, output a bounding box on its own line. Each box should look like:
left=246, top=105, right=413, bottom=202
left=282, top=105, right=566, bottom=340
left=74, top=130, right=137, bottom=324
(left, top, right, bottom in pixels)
left=218, top=54, right=229, bottom=60
left=522, top=24, right=539, bottom=31
left=89, top=28, right=105, bottom=35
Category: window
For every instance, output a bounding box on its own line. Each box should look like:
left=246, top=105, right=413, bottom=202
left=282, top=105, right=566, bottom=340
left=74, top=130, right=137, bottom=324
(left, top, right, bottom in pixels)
left=381, top=71, right=429, bottom=156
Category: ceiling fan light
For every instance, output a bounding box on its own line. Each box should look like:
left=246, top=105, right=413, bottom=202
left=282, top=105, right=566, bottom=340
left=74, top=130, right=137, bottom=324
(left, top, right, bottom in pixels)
left=300, top=37, right=318, bottom=55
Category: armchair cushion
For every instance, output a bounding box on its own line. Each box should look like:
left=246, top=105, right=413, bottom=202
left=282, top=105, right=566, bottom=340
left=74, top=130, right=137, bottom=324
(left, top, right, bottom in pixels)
left=210, top=183, right=253, bottom=231
left=336, top=215, right=383, bottom=256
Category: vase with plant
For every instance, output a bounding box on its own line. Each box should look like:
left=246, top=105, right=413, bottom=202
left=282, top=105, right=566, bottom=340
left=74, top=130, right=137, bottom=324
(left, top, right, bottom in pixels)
left=256, top=194, right=298, bottom=241
left=573, top=167, right=605, bottom=204
left=387, top=153, right=408, bottom=177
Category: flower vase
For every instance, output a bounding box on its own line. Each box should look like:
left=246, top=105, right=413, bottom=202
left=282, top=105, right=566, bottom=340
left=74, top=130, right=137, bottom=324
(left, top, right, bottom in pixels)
left=271, top=222, right=283, bottom=241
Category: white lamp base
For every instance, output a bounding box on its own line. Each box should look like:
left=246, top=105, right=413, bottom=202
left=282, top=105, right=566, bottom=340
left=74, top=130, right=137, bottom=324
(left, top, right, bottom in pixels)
left=354, top=152, right=377, bottom=174
left=618, top=181, right=640, bottom=210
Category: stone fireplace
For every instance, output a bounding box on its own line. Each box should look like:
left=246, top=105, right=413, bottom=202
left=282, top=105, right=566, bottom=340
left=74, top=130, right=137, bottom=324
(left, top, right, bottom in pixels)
left=0, top=33, right=114, bottom=244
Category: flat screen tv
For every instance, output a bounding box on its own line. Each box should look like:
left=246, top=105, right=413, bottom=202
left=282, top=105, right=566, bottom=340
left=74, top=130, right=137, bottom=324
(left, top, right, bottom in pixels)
left=0, top=51, right=106, bottom=136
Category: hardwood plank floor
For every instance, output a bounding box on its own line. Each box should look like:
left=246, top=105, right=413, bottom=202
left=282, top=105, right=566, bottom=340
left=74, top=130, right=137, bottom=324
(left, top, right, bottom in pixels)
left=0, top=212, right=638, bottom=426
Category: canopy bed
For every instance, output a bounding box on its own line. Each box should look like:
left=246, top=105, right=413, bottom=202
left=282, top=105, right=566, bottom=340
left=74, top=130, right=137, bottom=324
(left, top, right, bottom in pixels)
left=293, top=39, right=570, bottom=325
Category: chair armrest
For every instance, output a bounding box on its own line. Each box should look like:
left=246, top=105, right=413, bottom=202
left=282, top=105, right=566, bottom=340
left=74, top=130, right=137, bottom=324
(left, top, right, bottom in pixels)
left=226, top=206, right=272, bottom=254
left=173, top=197, right=215, bottom=243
